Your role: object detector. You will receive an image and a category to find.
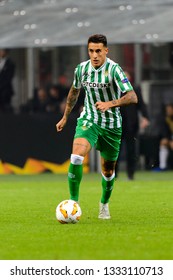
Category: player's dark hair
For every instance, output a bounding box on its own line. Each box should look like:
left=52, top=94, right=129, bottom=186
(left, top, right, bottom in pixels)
left=88, top=34, right=107, bottom=47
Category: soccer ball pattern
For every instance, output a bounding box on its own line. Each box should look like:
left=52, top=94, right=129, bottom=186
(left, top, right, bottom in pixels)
left=56, top=199, right=82, bottom=224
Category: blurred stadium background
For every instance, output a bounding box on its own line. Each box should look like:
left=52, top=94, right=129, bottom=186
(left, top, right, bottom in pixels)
left=0, top=0, right=173, bottom=174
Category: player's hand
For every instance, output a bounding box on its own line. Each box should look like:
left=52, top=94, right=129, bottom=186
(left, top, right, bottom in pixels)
left=56, top=117, right=67, bottom=132
left=95, top=101, right=110, bottom=112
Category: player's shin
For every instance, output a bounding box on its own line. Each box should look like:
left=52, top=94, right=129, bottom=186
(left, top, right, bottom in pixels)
left=101, top=172, right=115, bottom=204
left=68, top=154, right=84, bottom=202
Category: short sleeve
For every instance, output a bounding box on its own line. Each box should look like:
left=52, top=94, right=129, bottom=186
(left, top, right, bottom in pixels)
left=114, top=65, right=133, bottom=93
left=73, top=64, right=82, bottom=89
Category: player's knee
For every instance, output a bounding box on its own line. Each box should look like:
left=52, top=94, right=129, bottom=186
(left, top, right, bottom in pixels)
left=101, top=159, right=116, bottom=178
left=102, top=170, right=111, bottom=177
left=102, top=170, right=115, bottom=179
left=70, top=154, right=84, bottom=165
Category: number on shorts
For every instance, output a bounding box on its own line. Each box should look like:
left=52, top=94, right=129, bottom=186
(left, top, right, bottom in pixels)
left=82, top=120, right=92, bottom=128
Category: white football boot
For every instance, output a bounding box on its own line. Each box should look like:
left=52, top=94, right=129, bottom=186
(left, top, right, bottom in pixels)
left=98, top=202, right=111, bottom=219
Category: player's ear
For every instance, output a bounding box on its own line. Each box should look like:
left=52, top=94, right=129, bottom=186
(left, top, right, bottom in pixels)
left=105, top=47, right=108, bottom=54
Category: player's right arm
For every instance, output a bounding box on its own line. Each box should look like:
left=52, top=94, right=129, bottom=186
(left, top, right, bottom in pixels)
left=56, top=85, right=80, bottom=132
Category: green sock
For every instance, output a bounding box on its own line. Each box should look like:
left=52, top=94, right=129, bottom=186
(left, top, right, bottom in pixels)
left=101, top=173, right=115, bottom=204
left=68, top=163, right=83, bottom=201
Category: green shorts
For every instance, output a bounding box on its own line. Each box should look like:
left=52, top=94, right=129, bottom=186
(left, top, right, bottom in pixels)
left=74, top=118, right=122, bottom=161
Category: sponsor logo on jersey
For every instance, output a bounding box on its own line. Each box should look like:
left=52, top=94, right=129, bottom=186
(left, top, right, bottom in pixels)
left=82, top=81, right=111, bottom=88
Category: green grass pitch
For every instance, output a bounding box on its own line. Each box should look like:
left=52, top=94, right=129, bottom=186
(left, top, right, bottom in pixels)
left=0, top=171, right=173, bottom=260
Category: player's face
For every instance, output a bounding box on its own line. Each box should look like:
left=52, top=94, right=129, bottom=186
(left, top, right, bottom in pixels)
left=88, top=43, right=108, bottom=68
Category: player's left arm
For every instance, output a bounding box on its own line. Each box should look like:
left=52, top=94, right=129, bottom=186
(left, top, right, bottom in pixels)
left=95, top=90, right=138, bottom=112
left=96, top=65, right=138, bottom=112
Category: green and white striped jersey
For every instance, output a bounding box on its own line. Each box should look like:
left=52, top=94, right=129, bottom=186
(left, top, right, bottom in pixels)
left=73, top=57, right=133, bottom=129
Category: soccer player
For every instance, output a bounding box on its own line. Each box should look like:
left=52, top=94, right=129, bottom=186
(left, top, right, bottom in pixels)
left=56, top=34, right=138, bottom=219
